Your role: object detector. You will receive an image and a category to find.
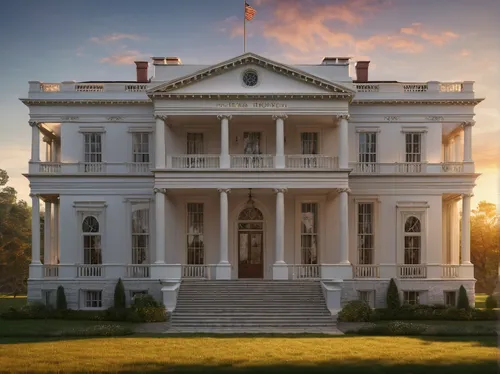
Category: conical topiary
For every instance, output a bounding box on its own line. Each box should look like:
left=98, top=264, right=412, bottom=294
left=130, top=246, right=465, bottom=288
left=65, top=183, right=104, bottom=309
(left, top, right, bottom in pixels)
left=386, top=278, right=401, bottom=310
left=114, top=278, right=126, bottom=309
left=457, top=285, right=470, bottom=310
left=56, top=285, right=67, bottom=310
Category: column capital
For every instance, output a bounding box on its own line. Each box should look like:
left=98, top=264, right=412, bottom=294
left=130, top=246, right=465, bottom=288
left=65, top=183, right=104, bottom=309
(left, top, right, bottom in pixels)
left=42, top=136, right=52, bottom=143
left=153, top=188, right=167, bottom=195
left=337, top=188, right=351, bottom=194
left=273, top=188, right=287, bottom=194
left=462, top=192, right=474, bottom=198
left=272, top=114, right=288, bottom=121
left=338, top=114, right=350, bottom=121
left=29, top=120, right=40, bottom=128
left=29, top=193, right=40, bottom=198
left=155, top=114, right=168, bottom=122
left=217, top=188, right=231, bottom=194
left=217, top=114, right=232, bottom=121
left=461, top=121, right=475, bottom=128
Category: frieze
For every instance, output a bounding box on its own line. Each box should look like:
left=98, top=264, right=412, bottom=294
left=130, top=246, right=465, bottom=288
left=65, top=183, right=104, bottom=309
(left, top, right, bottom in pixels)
left=384, top=116, right=400, bottom=122
left=107, top=116, right=123, bottom=121
left=60, top=116, right=79, bottom=121
left=215, top=102, right=288, bottom=109
left=425, top=116, right=444, bottom=121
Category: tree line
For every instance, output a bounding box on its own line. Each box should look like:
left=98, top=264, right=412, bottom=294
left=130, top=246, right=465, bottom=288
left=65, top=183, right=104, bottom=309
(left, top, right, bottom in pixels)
left=0, top=168, right=498, bottom=295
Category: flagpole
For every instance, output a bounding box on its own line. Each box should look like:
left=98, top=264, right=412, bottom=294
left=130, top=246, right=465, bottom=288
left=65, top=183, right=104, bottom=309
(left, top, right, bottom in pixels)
left=243, top=0, right=246, bottom=53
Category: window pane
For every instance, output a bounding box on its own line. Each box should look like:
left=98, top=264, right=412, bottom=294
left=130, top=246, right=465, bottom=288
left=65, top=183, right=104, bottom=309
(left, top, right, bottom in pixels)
left=301, top=203, right=318, bottom=264
left=187, top=203, right=204, bottom=264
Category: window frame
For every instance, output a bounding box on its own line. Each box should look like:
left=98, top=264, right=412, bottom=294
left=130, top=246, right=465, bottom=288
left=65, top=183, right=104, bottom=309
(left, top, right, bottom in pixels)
left=401, top=127, right=427, bottom=163
left=131, top=203, right=150, bottom=265
left=396, top=202, right=428, bottom=265
left=82, top=132, right=103, bottom=164
left=300, top=132, right=319, bottom=155
left=186, top=202, right=205, bottom=265
left=300, top=202, right=319, bottom=265
left=358, top=290, right=375, bottom=308
left=131, top=132, right=151, bottom=163
left=444, top=291, right=457, bottom=307
left=81, top=290, right=103, bottom=309
left=403, top=291, right=420, bottom=305
left=356, top=202, right=375, bottom=264
left=186, top=133, right=205, bottom=155
left=403, top=215, right=422, bottom=265
left=74, top=201, right=107, bottom=264
left=82, top=215, right=102, bottom=265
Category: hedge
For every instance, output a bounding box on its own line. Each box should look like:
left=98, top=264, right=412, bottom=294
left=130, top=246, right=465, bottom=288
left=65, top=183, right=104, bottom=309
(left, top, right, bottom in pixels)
left=349, top=321, right=497, bottom=336
left=370, top=304, right=497, bottom=321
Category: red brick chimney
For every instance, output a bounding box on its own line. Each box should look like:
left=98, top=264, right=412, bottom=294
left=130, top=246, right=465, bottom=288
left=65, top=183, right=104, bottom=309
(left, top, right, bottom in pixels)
left=355, top=61, right=370, bottom=82
left=135, top=61, right=149, bottom=83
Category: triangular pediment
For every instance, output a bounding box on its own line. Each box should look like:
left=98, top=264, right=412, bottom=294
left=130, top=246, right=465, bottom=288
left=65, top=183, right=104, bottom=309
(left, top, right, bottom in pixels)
left=148, top=53, right=355, bottom=98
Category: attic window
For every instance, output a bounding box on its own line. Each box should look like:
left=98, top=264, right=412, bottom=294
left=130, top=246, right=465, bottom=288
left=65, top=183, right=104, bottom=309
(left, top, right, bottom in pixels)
left=242, top=69, right=258, bottom=87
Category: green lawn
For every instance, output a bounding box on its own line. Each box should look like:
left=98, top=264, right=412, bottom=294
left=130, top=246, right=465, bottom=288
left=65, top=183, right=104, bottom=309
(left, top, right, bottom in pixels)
left=0, top=294, right=26, bottom=313
left=0, top=335, right=496, bottom=373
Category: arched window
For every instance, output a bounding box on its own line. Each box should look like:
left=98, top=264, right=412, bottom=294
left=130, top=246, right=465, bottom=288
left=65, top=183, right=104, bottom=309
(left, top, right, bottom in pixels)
left=237, top=207, right=263, bottom=230
left=82, top=216, right=102, bottom=264
left=404, top=216, right=421, bottom=264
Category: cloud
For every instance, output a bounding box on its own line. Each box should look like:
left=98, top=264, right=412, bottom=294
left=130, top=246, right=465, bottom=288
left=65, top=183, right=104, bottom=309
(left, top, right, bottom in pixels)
left=90, top=33, right=147, bottom=44
left=355, top=34, right=424, bottom=54
left=459, top=49, right=471, bottom=57
left=400, top=22, right=459, bottom=46
left=99, top=50, right=146, bottom=65
left=473, top=130, right=500, bottom=169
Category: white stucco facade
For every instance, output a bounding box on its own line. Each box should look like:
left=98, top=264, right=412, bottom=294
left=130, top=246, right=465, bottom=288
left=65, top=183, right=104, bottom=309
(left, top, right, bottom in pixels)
left=22, top=53, right=482, bottom=310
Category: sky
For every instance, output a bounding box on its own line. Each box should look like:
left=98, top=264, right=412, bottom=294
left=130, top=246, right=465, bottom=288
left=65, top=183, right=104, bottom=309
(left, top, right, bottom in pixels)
left=0, top=0, right=498, bottom=208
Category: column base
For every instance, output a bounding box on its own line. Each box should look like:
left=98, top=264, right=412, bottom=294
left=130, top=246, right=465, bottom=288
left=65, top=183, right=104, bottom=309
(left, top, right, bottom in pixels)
left=459, top=263, right=474, bottom=278
left=216, top=263, right=231, bottom=280
left=151, top=263, right=182, bottom=280
left=320, top=264, right=353, bottom=280
left=29, top=263, right=43, bottom=279
left=272, top=263, right=288, bottom=280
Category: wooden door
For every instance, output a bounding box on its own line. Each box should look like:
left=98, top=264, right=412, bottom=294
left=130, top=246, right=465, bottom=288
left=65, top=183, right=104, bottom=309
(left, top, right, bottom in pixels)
left=238, top=231, right=263, bottom=278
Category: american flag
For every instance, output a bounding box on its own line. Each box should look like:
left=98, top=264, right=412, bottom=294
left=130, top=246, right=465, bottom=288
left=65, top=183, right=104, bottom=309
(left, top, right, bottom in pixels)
left=245, top=2, right=257, bottom=21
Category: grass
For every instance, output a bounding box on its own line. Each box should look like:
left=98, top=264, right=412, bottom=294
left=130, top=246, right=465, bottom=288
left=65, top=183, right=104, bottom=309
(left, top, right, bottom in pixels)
left=0, top=335, right=496, bottom=373
left=475, top=293, right=488, bottom=308
left=0, top=294, right=26, bottom=313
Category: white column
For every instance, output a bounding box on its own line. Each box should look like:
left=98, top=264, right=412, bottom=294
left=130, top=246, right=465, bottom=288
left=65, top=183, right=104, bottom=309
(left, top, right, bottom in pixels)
left=449, top=200, right=460, bottom=264
left=338, top=115, right=349, bottom=169
left=461, top=193, right=472, bottom=264
left=453, top=134, right=461, bottom=162
left=154, top=188, right=166, bottom=264
left=218, top=115, right=231, bottom=168
left=462, top=121, right=473, bottom=162
left=217, top=188, right=231, bottom=279
left=52, top=200, right=60, bottom=264
left=273, top=114, right=287, bottom=168
left=155, top=116, right=166, bottom=169
left=30, top=121, right=40, bottom=162
left=338, top=188, right=350, bottom=264
left=51, top=140, right=58, bottom=162
left=31, top=194, right=41, bottom=264
left=43, top=201, right=52, bottom=264
left=273, top=188, right=286, bottom=264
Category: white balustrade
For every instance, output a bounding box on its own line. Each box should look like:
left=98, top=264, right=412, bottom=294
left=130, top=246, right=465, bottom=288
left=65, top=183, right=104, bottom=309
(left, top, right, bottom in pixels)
left=230, top=155, right=274, bottom=169
left=126, top=162, right=152, bottom=173
left=182, top=265, right=215, bottom=279
left=125, top=84, right=148, bottom=92
left=285, top=155, right=338, bottom=169
left=396, top=162, right=424, bottom=173
left=398, top=264, right=427, bottom=279
left=439, top=83, right=463, bottom=92
left=126, top=265, right=150, bottom=278
left=75, top=84, right=104, bottom=92
left=403, top=83, right=428, bottom=92
left=353, top=265, right=380, bottom=278
left=37, top=162, right=62, bottom=173
left=171, top=155, right=220, bottom=169
left=40, top=83, right=61, bottom=92
left=43, top=265, right=59, bottom=278
left=77, top=264, right=103, bottom=277
left=442, top=265, right=460, bottom=278
left=441, top=162, right=464, bottom=173
left=350, top=162, right=380, bottom=173
left=355, top=84, right=380, bottom=92
left=78, top=162, right=107, bottom=173
left=290, top=264, right=320, bottom=279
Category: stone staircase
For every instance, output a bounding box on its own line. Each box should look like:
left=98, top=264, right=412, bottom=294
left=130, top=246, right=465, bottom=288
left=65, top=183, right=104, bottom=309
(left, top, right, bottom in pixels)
left=167, top=280, right=340, bottom=334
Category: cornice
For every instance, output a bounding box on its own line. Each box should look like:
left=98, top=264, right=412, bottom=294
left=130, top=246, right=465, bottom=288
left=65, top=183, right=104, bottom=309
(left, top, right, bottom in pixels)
left=151, top=93, right=352, bottom=100
left=20, top=99, right=151, bottom=106
left=351, top=99, right=484, bottom=106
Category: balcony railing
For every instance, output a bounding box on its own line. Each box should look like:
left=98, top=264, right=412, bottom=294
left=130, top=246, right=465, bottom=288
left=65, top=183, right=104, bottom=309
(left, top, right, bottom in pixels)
left=29, top=162, right=152, bottom=175
left=37, top=82, right=149, bottom=93
left=181, top=265, right=216, bottom=279
left=398, top=264, right=427, bottom=279
left=43, top=265, right=59, bottom=278
left=125, top=265, right=151, bottom=279
left=77, top=264, right=103, bottom=278
left=171, top=155, right=220, bottom=169
left=230, top=155, right=274, bottom=169
left=353, top=265, right=380, bottom=278
left=442, top=264, right=460, bottom=278
left=285, top=155, right=338, bottom=169
left=350, top=162, right=470, bottom=174
left=288, top=264, right=321, bottom=279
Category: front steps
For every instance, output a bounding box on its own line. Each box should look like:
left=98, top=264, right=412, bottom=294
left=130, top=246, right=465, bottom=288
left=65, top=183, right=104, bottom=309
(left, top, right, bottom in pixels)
left=167, top=280, right=340, bottom=334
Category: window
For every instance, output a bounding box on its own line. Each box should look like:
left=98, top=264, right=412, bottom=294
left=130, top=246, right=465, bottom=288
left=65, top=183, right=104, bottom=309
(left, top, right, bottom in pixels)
left=84, top=290, right=102, bottom=308
left=357, top=203, right=374, bottom=264
left=43, top=290, right=55, bottom=307
left=82, top=216, right=102, bottom=264
left=242, top=69, right=258, bottom=87
left=358, top=290, right=375, bottom=307
left=358, top=132, right=377, bottom=172
left=187, top=203, right=204, bottom=265
left=444, top=291, right=456, bottom=307
left=186, top=133, right=204, bottom=155
left=403, top=291, right=420, bottom=305
left=130, top=290, right=148, bottom=301
left=83, top=133, right=102, bottom=163
left=301, top=133, right=319, bottom=154
left=405, top=133, right=422, bottom=163
left=301, top=203, right=318, bottom=264
left=404, top=216, right=421, bottom=264
left=132, top=205, right=149, bottom=264
left=132, top=133, right=150, bottom=163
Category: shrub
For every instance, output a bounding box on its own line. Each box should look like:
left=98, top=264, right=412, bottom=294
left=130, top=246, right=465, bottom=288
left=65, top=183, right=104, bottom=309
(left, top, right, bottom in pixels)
left=457, top=285, right=470, bottom=310
left=485, top=295, right=498, bottom=309
left=337, top=300, right=372, bottom=322
left=387, top=321, right=427, bottom=335
left=131, top=293, right=159, bottom=309
left=59, top=324, right=133, bottom=337
left=134, top=305, right=167, bottom=322
left=56, top=286, right=67, bottom=311
left=113, top=278, right=126, bottom=309
left=386, top=278, right=400, bottom=310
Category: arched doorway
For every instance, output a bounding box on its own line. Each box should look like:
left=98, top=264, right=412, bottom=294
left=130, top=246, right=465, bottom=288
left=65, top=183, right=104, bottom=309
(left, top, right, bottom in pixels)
left=237, top=206, right=264, bottom=278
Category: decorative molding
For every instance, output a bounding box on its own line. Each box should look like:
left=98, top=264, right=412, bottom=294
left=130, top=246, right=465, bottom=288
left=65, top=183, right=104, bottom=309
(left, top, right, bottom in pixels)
left=153, top=188, right=167, bottom=195
left=60, top=116, right=79, bottom=121
left=29, top=193, right=40, bottom=198
left=42, top=136, right=52, bottom=143
left=337, top=188, right=351, bottom=194
left=28, top=120, right=39, bottom=127
left=128, top=127, right=154, bottom=133
left=461, top=121, right=475, bottom=128
left=21, top=99, right=150, bottom=106
left=154, top=115, right=168, bottom=122
left=217, top=188, right=231, bottom=194
left=396, top=201, right=430, bottom=209
left=273, top=188, right=288, bottom=194
left=401, top=126, right=428, bottom=133
left=107, top=116, right=123, bottom=121
left=78, top=126, right=105, bottom=133
left=217, top=114, right=233, bottom=121
left=272, top=114, right=288, bottom=121
left=338, top=114, right=350, bottom=120
left=355, top=126, right=381, bottom=133
left=384, top=116, right=400, bottom=122
left=353, top=99, right=484, bottom=106
left=72, top=201, right=108, bottom=209
left=462, top=193, right=474, bottom=198
left=425, top=116, right=444, bottom=121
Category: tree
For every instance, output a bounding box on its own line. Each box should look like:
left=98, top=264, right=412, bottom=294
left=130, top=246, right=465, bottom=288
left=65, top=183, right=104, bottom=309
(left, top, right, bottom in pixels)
left=470, top=201, right=500, bottom=294
left=457, top=285, right=470, bottom=310
left=56, top=285, right=67, bottom=310
left=114, top=278, right=126, bottom=309
left=0, top=169, right=31, bottom=296
left=386, top=278, right=401, bottom=309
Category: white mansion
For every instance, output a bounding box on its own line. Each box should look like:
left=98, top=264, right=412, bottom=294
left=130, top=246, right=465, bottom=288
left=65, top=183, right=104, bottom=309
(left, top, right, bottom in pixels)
left=23, top=53, right=482, bottom=312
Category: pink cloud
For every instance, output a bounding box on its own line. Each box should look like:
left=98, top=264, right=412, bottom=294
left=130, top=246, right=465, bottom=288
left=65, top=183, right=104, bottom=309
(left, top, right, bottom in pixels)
left=90, top=33, right=147, bottom=44
left=99, top=50, right=146, bottom=65
left=400, top=23, right=459, bottom=46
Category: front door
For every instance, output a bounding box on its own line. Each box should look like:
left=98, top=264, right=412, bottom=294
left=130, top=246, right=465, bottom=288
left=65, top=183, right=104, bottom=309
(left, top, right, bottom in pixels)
left=238, top=231, right=263, bottom=278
